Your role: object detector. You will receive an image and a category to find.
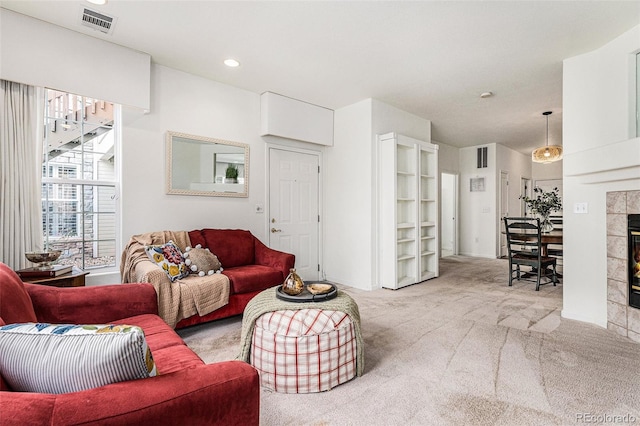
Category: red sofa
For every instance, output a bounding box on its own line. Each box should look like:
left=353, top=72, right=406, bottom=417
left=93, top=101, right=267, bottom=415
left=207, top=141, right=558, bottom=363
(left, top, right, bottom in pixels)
left=0, top=263, right=259, bottom=426
left=124, top=228, right=295, bottom=329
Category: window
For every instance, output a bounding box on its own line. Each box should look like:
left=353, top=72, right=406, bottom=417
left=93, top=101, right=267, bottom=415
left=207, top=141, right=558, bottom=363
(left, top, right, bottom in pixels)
left=41, top=89, right=119, bottom=269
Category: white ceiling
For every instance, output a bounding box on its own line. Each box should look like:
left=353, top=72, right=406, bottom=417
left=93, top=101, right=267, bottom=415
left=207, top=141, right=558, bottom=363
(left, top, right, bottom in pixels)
left=2, top=1, right=639, bottom=154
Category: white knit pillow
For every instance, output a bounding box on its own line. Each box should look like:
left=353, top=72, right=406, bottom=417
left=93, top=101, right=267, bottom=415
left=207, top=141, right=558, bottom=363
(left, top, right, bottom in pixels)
left=0, top=323, right=157, bottom=394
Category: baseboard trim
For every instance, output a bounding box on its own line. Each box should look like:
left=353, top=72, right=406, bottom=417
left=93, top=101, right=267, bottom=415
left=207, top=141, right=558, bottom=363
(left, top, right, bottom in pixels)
left=561, top=309, right=607, bottom=329
left=458, top=252, right=498, bottom=259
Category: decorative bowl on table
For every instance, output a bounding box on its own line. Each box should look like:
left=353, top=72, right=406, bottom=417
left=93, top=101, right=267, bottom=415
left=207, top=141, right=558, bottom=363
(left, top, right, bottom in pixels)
left=275, top=282, right=338, bottom=302
left=307, top=283, right=333, bottom=295
left=25, top=250, right=62, bottom=269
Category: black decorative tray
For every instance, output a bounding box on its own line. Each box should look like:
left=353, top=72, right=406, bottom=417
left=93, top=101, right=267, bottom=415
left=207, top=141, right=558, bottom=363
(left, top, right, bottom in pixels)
left=275, top=282, right=338, bottom=303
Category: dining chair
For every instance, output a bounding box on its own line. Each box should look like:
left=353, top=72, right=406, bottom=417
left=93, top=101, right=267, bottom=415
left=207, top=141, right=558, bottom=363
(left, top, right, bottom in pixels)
left=547, top=214, right=564, bottom=263
left=503, top=217, right=558, bottom=291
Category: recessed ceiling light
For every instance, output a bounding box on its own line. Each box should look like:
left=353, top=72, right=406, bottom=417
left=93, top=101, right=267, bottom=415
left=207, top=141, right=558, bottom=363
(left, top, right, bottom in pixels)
left=480, top=91, right=493, bottom=98
left=86, top=0, right=107, bottom=5
left=224, top=59, right=240, bottom=68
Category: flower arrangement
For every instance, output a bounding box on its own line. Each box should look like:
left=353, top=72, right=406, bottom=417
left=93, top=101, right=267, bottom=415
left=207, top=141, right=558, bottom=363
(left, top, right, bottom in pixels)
left=520, top=187, right=562, bottom=217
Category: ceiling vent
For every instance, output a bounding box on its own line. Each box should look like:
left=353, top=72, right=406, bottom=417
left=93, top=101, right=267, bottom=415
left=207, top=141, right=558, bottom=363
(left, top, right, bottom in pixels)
left=80, top=7, right=116, bottom=35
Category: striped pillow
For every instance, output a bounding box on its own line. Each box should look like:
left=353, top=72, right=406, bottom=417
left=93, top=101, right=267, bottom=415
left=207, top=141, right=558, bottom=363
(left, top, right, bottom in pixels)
left=0, top=323, right=157, bottom=394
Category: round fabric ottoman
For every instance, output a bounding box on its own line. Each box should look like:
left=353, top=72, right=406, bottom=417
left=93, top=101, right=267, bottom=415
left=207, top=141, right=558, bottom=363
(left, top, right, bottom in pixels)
left=250, top=308, right=357, bottom=393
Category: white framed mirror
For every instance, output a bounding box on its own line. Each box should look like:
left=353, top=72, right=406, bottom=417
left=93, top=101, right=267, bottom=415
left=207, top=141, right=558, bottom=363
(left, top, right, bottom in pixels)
left=166, top=131, right=249, bottom=197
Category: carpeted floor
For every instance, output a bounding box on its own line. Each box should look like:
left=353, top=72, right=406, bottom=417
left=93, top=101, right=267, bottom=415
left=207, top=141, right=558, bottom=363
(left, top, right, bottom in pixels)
left=178, top=256, right=640, bottom=425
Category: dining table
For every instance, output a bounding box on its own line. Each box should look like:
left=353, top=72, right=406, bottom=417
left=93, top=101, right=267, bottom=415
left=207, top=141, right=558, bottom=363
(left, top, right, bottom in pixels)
left=503, top=230, right=562, bottom=256
left=533, top=231, right=562, bottom=257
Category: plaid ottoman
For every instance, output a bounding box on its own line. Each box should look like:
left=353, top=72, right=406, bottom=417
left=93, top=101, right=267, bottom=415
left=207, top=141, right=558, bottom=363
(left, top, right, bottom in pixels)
left=250, top=308, right=357, bottom=393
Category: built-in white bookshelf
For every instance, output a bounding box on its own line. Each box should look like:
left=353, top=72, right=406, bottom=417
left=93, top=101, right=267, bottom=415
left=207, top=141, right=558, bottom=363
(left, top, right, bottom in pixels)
left=378, top=132, right=439, bottom=289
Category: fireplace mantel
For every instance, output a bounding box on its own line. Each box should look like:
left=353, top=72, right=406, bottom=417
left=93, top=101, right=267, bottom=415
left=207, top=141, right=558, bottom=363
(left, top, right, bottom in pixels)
left=566, top=138, right=640, bottom=185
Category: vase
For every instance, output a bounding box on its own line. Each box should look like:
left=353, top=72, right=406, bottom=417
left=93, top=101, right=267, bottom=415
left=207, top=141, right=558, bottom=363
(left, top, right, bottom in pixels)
left=540, top=214, right=554, bottom=233
left=282, top=268, right=304, bottom=296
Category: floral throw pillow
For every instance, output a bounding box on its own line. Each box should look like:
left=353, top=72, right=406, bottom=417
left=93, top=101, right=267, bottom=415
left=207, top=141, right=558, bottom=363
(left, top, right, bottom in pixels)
left=144, top=240, right=189, bottom=282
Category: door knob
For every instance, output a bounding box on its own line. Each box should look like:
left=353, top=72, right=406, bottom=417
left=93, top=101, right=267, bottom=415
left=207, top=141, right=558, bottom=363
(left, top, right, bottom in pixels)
left=271, top=228, right=282, bottom=233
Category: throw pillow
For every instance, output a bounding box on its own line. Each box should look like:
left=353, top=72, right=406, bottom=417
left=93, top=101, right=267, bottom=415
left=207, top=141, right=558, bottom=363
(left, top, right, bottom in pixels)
left=184, top=245, right=223, bottom=276
left=0, top=322, right=157, bottom=394
left=0, top=318, right=6, bottom=392
left=144, top=240, right=189, bottom=282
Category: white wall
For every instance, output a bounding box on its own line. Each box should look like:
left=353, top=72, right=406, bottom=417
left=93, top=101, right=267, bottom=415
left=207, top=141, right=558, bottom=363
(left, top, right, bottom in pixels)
left=114, top=66, right=326, bottom=285
left=562, top=24, right=640, bottom=327
left=325, top=98, right=431, bottom=290
left=455, top=142, right=528, bottom=258
left=455, top=143, right=532, bottom=259
left=121, top=65, right=268, bottom=242
left=436, top=141, right=460, bottom=175
left=325, top=99, right=373, bottom=289
left=371, top=100, right=431, bottom=142
left=438, top=140, right=553, bottom=261
left=532, top=161, right=562, bottom=183
left=458, top=144, right=497, bottom=257
left=0, top=9, right=150, bottom=110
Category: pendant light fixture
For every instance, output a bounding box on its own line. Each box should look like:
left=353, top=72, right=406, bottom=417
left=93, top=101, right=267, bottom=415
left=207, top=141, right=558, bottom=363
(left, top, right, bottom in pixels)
left=532, top=111, right=562, bottom=163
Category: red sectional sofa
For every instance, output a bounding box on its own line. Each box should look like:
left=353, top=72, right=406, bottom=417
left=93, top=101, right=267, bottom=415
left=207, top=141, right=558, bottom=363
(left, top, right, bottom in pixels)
left=0, top=263, right=259, bottom=425
left=181, top=228, right=295, bottom=327
left=125, top=228, right=295, bottom=329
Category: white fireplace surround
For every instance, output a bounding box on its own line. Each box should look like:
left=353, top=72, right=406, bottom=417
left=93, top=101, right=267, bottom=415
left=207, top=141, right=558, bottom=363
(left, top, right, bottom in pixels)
left=606, top=190, right=640, bottom=342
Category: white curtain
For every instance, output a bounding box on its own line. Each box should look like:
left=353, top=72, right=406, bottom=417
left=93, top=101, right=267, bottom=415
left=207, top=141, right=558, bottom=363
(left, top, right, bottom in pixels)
left=0, top=80, right=44, bottom=270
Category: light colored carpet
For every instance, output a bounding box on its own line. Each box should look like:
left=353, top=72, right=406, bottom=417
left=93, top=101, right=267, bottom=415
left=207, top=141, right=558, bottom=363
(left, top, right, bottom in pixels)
left=178, top=256, right=640, bottom=425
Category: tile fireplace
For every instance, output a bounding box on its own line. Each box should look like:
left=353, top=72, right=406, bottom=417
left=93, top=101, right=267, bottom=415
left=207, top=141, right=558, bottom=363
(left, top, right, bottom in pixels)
left=629, top=214, right=640, bottom=309
left=607, top=191, right=640, bottom=342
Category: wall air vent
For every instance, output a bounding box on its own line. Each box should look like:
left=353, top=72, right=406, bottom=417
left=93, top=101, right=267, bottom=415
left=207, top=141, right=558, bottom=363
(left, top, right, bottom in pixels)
left=477, top=146, right=488, bottom=168
left=80, top=8, right=116, bottom=35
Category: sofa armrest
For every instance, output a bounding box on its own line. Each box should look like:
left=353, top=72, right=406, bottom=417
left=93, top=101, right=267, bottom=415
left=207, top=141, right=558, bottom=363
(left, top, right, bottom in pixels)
left=132, top=259, right=172, bottom=285
left=254, top=238, right=295, bottom=278
left=0, top=361, right=259, bottom=426
left=26, top=283, right=159, bottom=324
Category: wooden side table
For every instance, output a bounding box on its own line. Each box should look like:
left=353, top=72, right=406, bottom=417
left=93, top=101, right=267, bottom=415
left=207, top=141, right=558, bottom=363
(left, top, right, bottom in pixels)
left=22, top=270, right=89, bottom=287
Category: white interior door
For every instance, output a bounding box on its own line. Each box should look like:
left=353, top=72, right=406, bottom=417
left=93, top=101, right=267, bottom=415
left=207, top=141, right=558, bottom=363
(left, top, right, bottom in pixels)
left=521, top=178, right=531, bottom=215
left=440, top=172, right=457, bottom=257
left=499, top=171, right=509, bottom=257
left=269, top=148, right=320, bottom=281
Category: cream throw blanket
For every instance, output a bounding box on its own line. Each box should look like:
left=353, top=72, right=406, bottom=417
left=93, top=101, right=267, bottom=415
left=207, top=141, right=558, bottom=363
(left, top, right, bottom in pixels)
left=238, top=287, right=364, bottom=376
left=120, top=230, right=230, bottom=328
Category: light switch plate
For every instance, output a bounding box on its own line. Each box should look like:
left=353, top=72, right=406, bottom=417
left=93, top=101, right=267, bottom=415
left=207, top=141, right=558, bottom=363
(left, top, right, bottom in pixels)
left=574, top=202, right=588, bottom=214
